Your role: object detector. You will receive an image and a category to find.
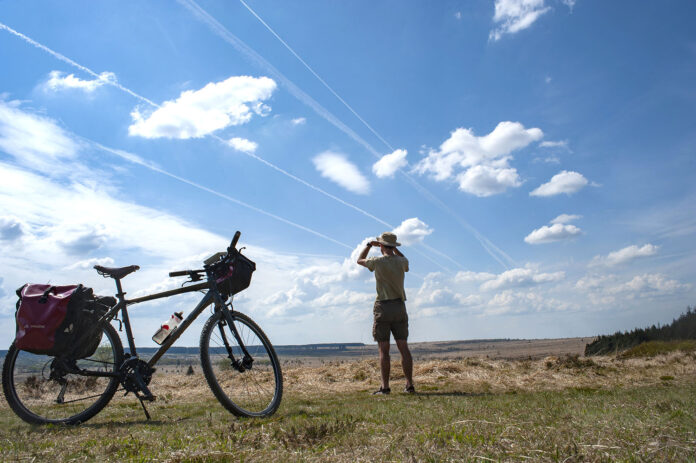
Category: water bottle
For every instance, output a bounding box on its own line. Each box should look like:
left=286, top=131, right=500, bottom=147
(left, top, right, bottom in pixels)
left=152, top=312, right=184, bottom=345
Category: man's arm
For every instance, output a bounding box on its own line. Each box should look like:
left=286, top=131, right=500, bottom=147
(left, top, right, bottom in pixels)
left=357, top=241, right=379, bottom=267
left=393, top=247, right=409, bottom=272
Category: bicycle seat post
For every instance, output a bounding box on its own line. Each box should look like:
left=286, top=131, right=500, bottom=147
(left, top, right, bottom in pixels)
left=112, top=277, right=138, bottom=357
left=114, top=278, right=126, bottom=301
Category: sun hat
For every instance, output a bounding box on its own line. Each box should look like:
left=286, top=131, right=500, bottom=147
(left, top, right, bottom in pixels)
left=375, top=232, right=400, bottom=247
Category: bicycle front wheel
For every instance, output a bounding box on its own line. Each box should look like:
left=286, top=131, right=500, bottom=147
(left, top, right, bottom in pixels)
left=2, top=322, right=124, bottom=425
left=200, top=311, right=282, bottom=417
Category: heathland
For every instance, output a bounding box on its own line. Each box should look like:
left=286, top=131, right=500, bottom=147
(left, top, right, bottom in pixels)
left=1, top=338, right=695, bottom=462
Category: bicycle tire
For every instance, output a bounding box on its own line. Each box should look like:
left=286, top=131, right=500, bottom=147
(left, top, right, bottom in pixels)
left=2, top=322, right=124, bottom=425
left=199, top=311, right=283, bottom=417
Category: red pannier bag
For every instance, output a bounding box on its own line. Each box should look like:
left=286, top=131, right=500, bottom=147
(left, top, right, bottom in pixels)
left=15, top=284, right=80, bottom=355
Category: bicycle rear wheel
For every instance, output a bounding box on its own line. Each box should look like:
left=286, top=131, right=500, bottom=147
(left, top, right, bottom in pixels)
left=200, top=311, right=282, bottom=417
left=2, top=322, right=124, bottom=425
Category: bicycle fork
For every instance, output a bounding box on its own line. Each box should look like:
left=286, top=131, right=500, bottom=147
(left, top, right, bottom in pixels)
left=218, top=308, right=254, bottom=372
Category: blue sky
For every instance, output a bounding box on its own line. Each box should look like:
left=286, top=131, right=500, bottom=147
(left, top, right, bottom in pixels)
left=1, top=0, right=694, bottom=347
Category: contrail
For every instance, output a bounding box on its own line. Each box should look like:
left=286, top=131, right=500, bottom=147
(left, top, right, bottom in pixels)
left=217, top=1, right=517, bottom=269
left=176, top=0, right=383, bottom=158
left=0, top=22, right=158, bottom=108
left=238, top=0, right=395, bottom=153
left=96, top=141, right=454, bottom=271
left=91, top=142, right=354, bottom=250
left=0, top=18, right=469, bottom=271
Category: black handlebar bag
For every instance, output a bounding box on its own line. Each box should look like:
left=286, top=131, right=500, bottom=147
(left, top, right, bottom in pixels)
left=213, top=252, right=256, bottom=298
left=15, top=284, right=100, bottom=357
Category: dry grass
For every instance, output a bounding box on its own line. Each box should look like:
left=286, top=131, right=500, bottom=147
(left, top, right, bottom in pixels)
left=2, top=351, right=695, bottom=462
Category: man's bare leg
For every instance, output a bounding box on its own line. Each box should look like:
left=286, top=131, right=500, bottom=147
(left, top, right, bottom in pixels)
left=396, top=339, right=414, bottom=389
left=377, top=341, right=391, bottom=389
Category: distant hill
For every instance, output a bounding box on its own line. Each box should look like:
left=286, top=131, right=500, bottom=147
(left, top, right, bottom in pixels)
left=0, top=343, right=366, bottom=360
left=585, top=306, right=696, bottom=356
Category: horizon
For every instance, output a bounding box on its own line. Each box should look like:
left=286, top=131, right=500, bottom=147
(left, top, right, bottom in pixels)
left=1, top=0, right=695, bottom=348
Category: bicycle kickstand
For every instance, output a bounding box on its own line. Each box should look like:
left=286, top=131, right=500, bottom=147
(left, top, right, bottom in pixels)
left=137, top=395, right=152, bottom=421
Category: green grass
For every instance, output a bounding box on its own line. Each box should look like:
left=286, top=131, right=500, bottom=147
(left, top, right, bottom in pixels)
left=2, top=382, right=695, bottom=462
left=619, top=340, right=696, bottom=359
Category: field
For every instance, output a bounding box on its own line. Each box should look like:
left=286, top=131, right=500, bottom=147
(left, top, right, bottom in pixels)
left=1, top=339, right=695, bottom=462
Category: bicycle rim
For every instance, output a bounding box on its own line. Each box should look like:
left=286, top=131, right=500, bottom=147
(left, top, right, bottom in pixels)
left=2, top=323, right=123, bottom=425
left=200, top=311, right=282, bottom=417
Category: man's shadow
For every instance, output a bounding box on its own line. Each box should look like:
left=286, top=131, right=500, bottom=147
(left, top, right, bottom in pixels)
left=408, top=391, right=491, bottom=398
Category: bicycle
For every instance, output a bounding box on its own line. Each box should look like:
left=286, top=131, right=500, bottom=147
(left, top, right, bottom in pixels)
left=2, top=231, right=283, bottom=425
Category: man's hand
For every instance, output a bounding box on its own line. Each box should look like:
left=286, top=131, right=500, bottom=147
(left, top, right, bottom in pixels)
left=357, top=241, right=374, bottom=267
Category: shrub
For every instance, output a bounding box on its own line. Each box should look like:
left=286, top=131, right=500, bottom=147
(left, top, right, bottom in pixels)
left=585, top=306, right=696, bottom=356
left=619, top=340, right=696, bottom=359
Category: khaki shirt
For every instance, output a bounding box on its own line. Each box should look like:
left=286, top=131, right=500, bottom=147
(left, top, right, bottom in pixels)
left=365, top=255, right=409, bottom=301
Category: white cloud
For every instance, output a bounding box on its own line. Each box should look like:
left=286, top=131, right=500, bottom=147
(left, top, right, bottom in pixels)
left=592, top=244, right=659, bottom=267
left=539, top=140, right=569, bottom=149
left=561, top=0, right=576, bottom=10
left=228, top=137, right=258, bottom=154
left=577, top=272, right=690, bottom=300
left=530, top=170, right=589, bottom=197
left=0, top=216, right=24, bottom=241
left=490, top=0, right=551, bottom=41
left=312, top=151, right=370, bottom=195
left=551, top=214, right=581, bottom=224
left=524, top=223, right=582, bottom=244
left=480, top=266, right=565, bottom=291
left=414, top=121, right=542, bottom=196
left=392, top=218, right=433, bottom=246
left=0, top=100, right=80, bottom=175
left=373, top=149, right=407, bottom=178
left=456, top=164, right=522, bottom=197
left=486, top=290, right=570, bottom=315
left=44, top=70, right=116, bottom=93
left=454, top=270, right=496, bottom=283
left=291, top=117, right=306, bottom=125
left=612, top=273, right=689, bottom=295
left=128, top=75, right=276, bottom=139
left=65, top=257, right=115, bottom=270
left=0, top=162, right=224, bottom=260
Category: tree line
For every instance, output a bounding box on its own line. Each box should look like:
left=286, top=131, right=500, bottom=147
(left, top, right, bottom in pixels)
left=584, top=305, right=696, bottom=356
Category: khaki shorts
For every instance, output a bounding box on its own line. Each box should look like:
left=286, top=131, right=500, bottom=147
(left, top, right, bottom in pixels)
left=372, top=299, right=408, bottom=342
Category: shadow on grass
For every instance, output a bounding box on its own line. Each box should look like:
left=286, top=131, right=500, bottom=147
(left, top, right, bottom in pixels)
left=71, top=415, right=193, bottom=430
left=411, top=391, right=491, bottom=398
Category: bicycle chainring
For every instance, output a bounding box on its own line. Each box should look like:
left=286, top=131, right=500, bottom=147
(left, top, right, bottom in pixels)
left=119, top=357, right=154, bottom=394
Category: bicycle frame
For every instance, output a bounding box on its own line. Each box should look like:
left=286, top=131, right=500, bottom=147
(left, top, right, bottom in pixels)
left=92, top=275, right=246, bottom=373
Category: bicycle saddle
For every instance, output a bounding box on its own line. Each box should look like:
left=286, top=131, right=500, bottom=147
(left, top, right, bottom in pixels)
left=94, top=265, right=140, bottom=279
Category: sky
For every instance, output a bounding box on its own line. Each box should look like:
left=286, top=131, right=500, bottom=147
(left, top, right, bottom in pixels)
left=0, top=0, right=695, bottom=347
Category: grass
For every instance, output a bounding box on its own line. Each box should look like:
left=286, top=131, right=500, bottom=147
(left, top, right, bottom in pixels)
left=1, top=352, right=695, bottom=462
left=619, top=340, right=696, bottom=359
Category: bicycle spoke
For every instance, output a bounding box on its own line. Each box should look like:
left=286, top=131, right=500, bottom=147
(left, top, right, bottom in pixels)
left=3, top=323, right=124, bottom=425
left=200, top=311, right=282, bottom=417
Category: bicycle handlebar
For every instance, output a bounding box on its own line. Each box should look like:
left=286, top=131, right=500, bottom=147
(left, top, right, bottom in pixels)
left=229, top=230, right=241, bottom=252
left=169, top=269, right=204, bottom=278
left=170, top=232, right=242, bottom=277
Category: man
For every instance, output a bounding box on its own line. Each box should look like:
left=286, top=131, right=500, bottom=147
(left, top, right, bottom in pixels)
left=357, top=232, right=415, bottom=394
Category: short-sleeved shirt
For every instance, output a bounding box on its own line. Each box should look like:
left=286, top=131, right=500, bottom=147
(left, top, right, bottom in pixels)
left=365, top=255, right=409, bottom=301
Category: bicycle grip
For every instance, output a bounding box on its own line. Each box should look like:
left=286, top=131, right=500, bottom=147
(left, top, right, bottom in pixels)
left=169, top=270, right=190, bottom=277
left=230, top=231, right=241, bottom=250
